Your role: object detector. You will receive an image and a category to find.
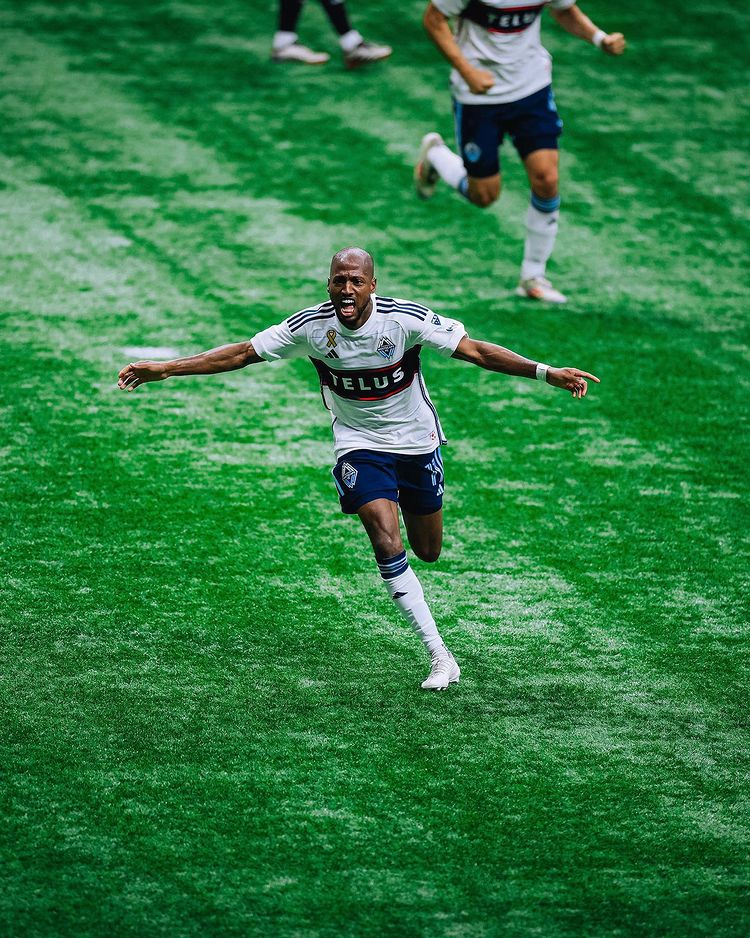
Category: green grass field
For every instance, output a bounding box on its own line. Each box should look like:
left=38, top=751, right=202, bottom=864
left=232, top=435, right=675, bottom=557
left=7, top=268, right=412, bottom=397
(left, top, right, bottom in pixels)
left=2, top=0, right=749, bottom=934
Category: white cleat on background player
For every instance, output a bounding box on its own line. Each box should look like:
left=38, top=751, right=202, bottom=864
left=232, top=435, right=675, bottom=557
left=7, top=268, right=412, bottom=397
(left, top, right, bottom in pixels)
left=414, top=132, right=444, bottom=200
left=515, top=276, right=568, bottom=304
left=272, top=43, right=330, bottom=65
left=344, top=40, right=392, bottom=69
left=421, top=648, right=460, bottom=690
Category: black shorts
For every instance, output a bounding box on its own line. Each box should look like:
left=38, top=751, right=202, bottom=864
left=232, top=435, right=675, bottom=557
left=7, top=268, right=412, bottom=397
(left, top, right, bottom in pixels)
left=453, top=84, right=563, bottom=178
left=331, top=448, right=444, bottom=516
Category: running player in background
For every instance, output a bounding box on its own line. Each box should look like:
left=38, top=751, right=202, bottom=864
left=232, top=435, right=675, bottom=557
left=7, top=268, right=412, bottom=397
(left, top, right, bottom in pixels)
left=415, top=1, right=625, bottom=303
left=271, top=0, right=391, bottom=69
left=117, top=248, right=599, bottom=690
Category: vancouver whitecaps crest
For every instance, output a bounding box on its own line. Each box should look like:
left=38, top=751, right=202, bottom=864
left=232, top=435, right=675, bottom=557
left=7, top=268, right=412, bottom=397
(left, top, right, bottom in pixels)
left=341, top=463, right=358, bottom=489
left=377, top=336, right=396, bottom=360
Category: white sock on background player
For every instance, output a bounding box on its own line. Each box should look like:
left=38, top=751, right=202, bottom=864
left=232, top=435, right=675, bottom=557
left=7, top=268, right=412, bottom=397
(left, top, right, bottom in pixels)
left=272, top=30, right=298, bottom=51
left=427, top=143, right=469, bottom=195
left=339, top=29, right=363, bottom=52
left=377, top=551, right=445, bottom=655
left=520, top=192, right=560, bottom=280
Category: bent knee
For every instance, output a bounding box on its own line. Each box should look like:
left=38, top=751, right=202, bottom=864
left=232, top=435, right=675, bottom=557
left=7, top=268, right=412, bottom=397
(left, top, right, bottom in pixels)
left=468, top=177, right=501, bottom=208
left=413, top=545, right=441, bottom=563
left=530, top=171, right=559, bottom=198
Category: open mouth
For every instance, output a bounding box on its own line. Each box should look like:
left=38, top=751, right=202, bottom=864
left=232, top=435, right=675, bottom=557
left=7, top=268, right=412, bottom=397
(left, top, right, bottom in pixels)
left=339, top=297, right=356, bottom=316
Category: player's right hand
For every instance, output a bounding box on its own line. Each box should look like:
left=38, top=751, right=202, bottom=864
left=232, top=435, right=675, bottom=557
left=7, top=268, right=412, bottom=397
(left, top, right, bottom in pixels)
left=117, top=361, right=166, bottom=391
left=464, top=67, right=495, bottom=95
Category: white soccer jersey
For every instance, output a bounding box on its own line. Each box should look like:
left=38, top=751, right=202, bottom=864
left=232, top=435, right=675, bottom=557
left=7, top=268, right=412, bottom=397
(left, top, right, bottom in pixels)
left=432, top=0, right=575, bottom=104
left=251, top=295, right=466, bottom=460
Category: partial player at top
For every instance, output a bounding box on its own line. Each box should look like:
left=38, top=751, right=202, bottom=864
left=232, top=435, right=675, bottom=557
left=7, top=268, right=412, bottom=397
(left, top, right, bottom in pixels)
left=415, top=0, right=625, bottom=304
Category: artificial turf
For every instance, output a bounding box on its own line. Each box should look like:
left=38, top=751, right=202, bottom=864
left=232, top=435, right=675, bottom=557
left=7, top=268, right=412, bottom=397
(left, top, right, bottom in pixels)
left=1, top=0, right=749, bottom=935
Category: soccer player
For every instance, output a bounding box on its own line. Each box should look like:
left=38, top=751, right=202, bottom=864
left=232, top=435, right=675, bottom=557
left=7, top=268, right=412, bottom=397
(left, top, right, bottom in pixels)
left=271, top=0, right=392, bottom=68
left=118, top=248, right=599, bottom=690
left=415, top=1, right=626, bottom=303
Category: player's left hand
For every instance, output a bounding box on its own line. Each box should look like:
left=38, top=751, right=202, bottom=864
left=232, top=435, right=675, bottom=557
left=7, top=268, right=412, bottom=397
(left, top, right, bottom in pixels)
left=546, top=367, right=600, bottom=399
left=601, top=32, right=626, bottom=55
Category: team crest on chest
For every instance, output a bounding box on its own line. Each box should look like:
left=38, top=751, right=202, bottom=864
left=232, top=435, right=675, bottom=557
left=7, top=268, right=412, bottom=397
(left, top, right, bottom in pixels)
left=341, top=462, right=358, bottom=489
left=376, top=336, right=396, bottom=360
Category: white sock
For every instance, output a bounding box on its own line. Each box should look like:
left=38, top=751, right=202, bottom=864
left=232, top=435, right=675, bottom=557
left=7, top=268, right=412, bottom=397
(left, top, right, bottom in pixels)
left=377, top=551, right=445, bottom=656
left=339, top=29, right=363, bottom=52
left=428, top=143, right=468, bottom=192
left=521, top=194, right=560, bottom=280
left=273, top=31, right=298, bottom=51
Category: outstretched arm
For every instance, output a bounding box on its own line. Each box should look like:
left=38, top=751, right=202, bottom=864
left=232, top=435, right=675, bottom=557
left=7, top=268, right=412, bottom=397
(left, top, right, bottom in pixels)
left=550, top=4, right=626, bottom=56
left=423, top=2, right=495, bottom=94
left=117, top=341, right=263, bottom=391
left=452, top=336, right=599, bottom=399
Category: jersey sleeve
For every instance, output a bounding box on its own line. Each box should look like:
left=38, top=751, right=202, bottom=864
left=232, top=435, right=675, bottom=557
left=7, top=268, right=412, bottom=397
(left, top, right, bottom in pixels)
left=431, top=0, right=469, bottom=16
left=546, top=0, right=577, bottom=10
left=250, top=319, right=310, bottom=361
left=413, top=310, right=467, bottom=358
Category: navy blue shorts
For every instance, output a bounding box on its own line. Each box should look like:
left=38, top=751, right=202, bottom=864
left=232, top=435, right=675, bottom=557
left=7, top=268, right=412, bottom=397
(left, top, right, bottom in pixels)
left=453, top=85, right=563, bottom=178
left=332, top=448, right=444, bottom=516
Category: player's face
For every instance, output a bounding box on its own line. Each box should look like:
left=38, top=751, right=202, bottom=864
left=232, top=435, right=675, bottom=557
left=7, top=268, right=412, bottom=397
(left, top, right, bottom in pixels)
left=328, top=259, right=376, bottom=329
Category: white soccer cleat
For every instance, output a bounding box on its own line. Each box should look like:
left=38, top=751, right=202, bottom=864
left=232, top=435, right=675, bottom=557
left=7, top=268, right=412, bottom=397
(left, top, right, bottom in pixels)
left=421, top=648, right=460, bottom=691
left=271, top=43, right=330, bottom=65
left=515, top=277, right=568, bottom=304
left=414, top=132, right=443, bottom=200
left=344, top=40, right=392, bottom=70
